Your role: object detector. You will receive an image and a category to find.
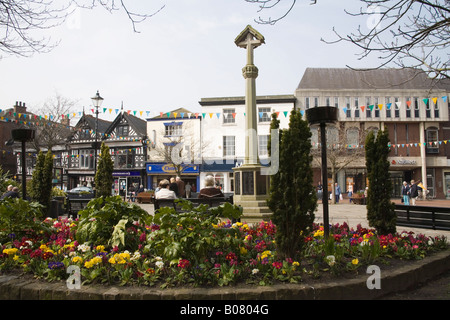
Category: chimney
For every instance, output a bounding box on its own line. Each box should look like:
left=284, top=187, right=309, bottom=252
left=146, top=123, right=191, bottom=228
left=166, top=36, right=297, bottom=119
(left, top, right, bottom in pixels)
left=14, top=101, right=27, bottom=114
left=61, top=117, right=71, bottom=127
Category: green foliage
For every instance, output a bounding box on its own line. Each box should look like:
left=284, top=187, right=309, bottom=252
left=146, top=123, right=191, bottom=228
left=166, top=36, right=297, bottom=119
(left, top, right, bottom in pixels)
left=75, top=196, right=152, bottom=250
left=0, top=198, right=45, bottom=243
left=0, top=166, right=19, bottom=195
left=365, top=129, right=396, bottom=235
left=147, top=199, right=243, bottom=263
left=94, top=142, right=114, bottom=198
left=29, top=150, right=53, bottom=213
left=267, top=109, right=317, bottom=259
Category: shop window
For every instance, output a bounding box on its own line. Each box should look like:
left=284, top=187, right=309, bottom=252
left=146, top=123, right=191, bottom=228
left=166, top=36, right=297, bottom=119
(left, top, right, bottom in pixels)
left=223, top=136, right=235, bottom=157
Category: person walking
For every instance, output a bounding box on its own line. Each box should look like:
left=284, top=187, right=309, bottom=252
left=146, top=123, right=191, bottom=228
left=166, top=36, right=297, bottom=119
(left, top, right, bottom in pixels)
left=335, top=183, right=341, bottom=203
left=401, top=181, right=410, bottom=205
left=409, top=180, right=419, bottom=205
left=185, top=182, right=192, bottom=198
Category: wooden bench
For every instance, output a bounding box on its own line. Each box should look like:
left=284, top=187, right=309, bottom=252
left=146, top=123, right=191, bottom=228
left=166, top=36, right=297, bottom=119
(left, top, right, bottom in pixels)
left=66, top=197, right=92, bottom=219
left=395, top=204, right=450, bottom=231
left=136, top=192, right=153, bottom=204
left=350, top=196, right=366, bottom=205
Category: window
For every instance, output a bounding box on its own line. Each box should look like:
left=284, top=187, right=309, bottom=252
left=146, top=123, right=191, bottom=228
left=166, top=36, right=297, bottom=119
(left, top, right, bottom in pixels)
left=258, top=107, right=271, bottom=123
left=394, top=97, right=400, bottom=118
left=310, top=126, right=319, bottom=149
left=223, top=136, right=235, bottom=157
left=354, top=98, right=360, bottom=118
left=314, top=97, right=319, bottom=107
left=366, top=97, right=372, bottom=118
left=115, top=149, right=135, bottom=168
left=426, top=128, right=439, bottom=154
left=79, top=128, right=91, bottom=140
left=385, top=97, right=391, bottom=118
left=80, top=149, right=94, bottom=169
left=305, top=97, right=310, bottom=109
left=346, top=128, right=359, bottom=149
left=406, top=97, right=411, bottom=118
left=223, top=108, right=235, bottom=124
left=327, top=127, right=339, bottom=148
left=165, top=123, right=182, bottom=136
left=434, top=99, right=440, bottom=118
left=117, top=125, right=129, bottom=137
left=345, top=97, right=351, bottom=118
left=425, top=99, right=431, bottom=118
left=334, top=97, right=339, bottom=108
left=414, top=97, right=420, bottom=118
left=374, top=97, right=380, bottom=118
left=258, top=135, right=269, bottom=156
left=325, top=97, right=330, bottom=106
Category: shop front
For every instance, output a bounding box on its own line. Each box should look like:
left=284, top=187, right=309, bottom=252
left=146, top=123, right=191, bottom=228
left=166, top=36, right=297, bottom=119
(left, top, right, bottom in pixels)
left=145, top=163, right=200, bottom=191
left=112, top=170, right=145, bottom=198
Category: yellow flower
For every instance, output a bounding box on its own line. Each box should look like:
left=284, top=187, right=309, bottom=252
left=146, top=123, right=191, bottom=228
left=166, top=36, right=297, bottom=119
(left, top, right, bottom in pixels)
left=352, top=258, right=359, bottom=265
left=13, top=255, right=19, bottom=261
left=71, top=256, right=83, bottom=264
left=95, top=245, right=106, bottom=252
left=240, top=247, right=248, bottom=255
left=292, top=261, right=300, bottom=267
left=3, top=248, right=18, bottom=256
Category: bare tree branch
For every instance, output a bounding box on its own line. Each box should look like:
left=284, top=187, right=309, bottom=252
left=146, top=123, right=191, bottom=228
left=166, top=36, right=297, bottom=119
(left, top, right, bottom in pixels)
left=0, top=0, right=165, bottom=57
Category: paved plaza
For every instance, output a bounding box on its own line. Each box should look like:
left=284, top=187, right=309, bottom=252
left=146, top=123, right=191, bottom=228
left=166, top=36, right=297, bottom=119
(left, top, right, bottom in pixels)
left=136, top=198, right=450, bottom=240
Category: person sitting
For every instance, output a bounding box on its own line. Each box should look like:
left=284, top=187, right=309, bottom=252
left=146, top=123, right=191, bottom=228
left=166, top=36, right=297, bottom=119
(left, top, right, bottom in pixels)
left=198, top=176, right=224, bottom=198
left=155, top=179, right=177, bottom=199
left=1, top=186, right=20, bottom=200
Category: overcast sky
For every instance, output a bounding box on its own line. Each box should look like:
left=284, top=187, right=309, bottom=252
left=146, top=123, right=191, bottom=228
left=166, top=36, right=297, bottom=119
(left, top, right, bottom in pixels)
left=0, top=0, right=380, bottom=122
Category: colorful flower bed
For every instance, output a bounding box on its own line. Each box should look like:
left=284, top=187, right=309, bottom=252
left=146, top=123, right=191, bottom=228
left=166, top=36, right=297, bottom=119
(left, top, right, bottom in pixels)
left=0, top=197, right=448, bottom=288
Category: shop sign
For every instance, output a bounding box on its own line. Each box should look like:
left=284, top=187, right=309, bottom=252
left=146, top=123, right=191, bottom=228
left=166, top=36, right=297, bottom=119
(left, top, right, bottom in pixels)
left=146, top=163, right=199, bottom=174
left=113, top=171, right=141, bottom=177
left=391, top=159, right=417, bottom=165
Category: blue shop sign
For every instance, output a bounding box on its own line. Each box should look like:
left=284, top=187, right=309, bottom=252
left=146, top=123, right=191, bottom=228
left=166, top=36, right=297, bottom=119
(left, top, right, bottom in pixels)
left=146, top=163, right=199, bottom=174
left=113, top=171, right=142, bottom=177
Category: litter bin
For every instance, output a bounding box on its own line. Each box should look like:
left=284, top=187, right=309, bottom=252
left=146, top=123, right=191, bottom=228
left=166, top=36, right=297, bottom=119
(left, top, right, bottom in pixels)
left=49, top=197, right=64, bottom=218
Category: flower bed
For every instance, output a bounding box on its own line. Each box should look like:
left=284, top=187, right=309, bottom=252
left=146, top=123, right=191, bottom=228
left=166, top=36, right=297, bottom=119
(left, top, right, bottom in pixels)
left=0, top=197, right=448, bottom=288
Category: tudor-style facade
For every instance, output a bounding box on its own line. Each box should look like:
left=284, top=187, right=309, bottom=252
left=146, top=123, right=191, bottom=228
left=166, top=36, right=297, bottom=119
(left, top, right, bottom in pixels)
left=66, top=114, right=112, bottom=189
left=103, top=111, right=148, bottom=197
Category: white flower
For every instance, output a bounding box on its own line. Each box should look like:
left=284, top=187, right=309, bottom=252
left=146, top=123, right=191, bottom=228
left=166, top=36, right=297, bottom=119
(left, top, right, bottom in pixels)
left=252, top=268, right=259, bottom=275
left=131, top=251, right=141, bottom=261
left=78, top=243, right=91, bottom=252
left=155, top=256, right=163, bottom=261
left=325, top=255, right=336, bottom=266
left=155, top=261, right=164, bottom=269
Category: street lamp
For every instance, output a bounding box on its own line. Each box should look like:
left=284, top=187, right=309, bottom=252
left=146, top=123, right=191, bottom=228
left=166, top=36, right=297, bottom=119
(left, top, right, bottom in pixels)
left=306, top=106, right=338, bottom=238
left=91, top=90, right=104, bottom=192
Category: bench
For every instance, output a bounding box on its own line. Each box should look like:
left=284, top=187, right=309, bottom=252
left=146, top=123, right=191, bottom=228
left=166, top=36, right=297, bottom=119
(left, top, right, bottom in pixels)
left=66, top=198, right=92, bottom=219
left=350, top=196, right=365, bottom=205
left=136, top=192, right=153, bottom=204
left=395, top=204, right=450, bottom=231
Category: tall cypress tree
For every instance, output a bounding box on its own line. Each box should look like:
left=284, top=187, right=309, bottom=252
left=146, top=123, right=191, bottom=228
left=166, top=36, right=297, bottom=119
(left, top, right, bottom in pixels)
left=42, top=150, right=54, bottom=212
left=30, top=150, right=53, bottom=213
left=267, top=109, right=317, bottom=259
left=30, top=151, right=45, bottom=202
left=365, top=128, right=396, bottom=235
left=95, top=142, right=114, bottom=198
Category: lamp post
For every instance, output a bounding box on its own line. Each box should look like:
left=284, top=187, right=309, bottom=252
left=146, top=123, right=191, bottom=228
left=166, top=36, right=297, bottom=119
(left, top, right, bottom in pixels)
left=11, top=128, right=35, bottom=200
left=91, top=90, right=104, bottom=192
left=306, top=106, right=338, bottom=238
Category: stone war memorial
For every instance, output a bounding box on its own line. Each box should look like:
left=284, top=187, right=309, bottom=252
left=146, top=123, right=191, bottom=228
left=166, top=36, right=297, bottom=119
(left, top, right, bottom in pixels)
left=232, top=25, right=271, bottom=223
